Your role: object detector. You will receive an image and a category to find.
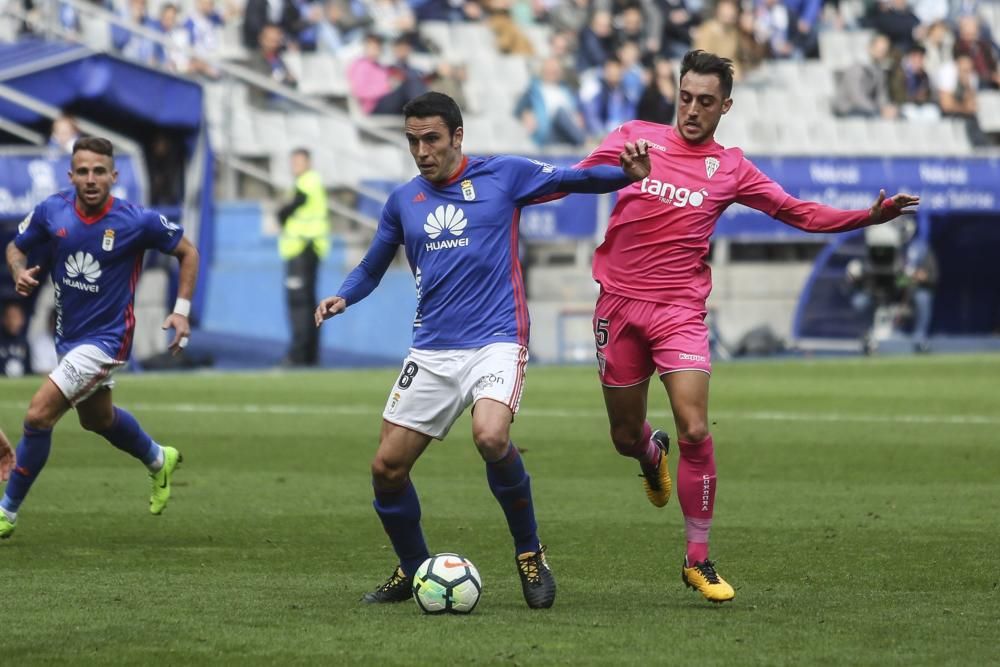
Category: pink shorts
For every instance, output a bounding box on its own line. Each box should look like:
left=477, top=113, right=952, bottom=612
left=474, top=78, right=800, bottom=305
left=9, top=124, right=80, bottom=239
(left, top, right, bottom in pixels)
left=593, top=291, right=711, bottom=386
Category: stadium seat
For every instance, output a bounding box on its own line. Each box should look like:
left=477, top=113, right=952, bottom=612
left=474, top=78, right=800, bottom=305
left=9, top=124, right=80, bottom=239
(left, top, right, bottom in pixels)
left=978, top=90, right=1000, bottom=132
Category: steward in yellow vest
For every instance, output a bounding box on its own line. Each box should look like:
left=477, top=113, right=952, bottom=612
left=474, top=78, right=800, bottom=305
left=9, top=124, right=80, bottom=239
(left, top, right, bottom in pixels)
left=277, top=148, right=329, bottom=366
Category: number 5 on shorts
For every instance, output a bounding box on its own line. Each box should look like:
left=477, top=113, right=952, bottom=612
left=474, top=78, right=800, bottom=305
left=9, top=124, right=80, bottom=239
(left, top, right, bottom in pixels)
left=595, top=318, right=610, bottom=349
left=398, top=361, right=419, bottom=389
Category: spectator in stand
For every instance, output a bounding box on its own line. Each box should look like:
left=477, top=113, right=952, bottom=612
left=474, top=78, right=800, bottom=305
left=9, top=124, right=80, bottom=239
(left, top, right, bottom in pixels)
left=953, top=14, right=1000, bottom=89
left=112, top=0, right=159, bottom=65
left=515, top=56, right=586, bottom=147
left=428, top=59, right=469, bottom=109
left=922, top=19, right=954, bottom=80
left=938, top=54, right=988, bottom=143
left=248, top=23, right=299, bottom=110
left=288, top=0, right=321, bottom=51
left=153, top=3, right=191, bottom=72
left=636, top=56, right=677, bottom=124
left=616, top=40, right=647, bottom=102
left=891, top=44, right=941, bottom=120
left=369, top=0, right=416, bottom=41
left=784, top=0, right=821, bottom=58
left=348, top=33, right=427, bottom=115
left=484, top=0, right=535, bottom=56
left=315, top=0, right=372, bottom=55
left=582, top=56, right=639, bottom=140
left=738, top=6, right=768, bottom=73
left=243, top=0, right=302, bottom=50
left=549, top=29, right=581, bottom=90
left=183, top=0, right=226, bottom=77
left=577, top=10, right=616, bottom=72
left=47, top=114, right=79, bottom=155
left=615, top=5, right=660, bottom=60
left=659, top=0, right=698, bottom=59
left=409, top=0, right=480, bottom=22
left=694, top=0, right=742, bottom=77
left=833, top=33, right=899, bottom=118
left=754, top=0, right=793, bottom=58
left=867, top=0, right=921, bottom=52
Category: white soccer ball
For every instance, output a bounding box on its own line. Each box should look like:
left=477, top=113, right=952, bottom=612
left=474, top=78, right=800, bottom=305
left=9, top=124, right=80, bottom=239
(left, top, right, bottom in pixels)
left=412, top=553, right=482, bottom=614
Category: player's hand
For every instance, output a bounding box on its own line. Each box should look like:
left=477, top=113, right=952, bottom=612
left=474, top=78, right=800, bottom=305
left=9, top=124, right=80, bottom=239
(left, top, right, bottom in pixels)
left=14, top=265, right=41, bottom=296
left=620, top=140, right=651, bottom=181
left=869, top=190, right=919, bottom=223
left=162, top=313, right=191, bottom=356
left=315, top=296, right=347, bottom=327
left=0, top=428, right=14, bottom=483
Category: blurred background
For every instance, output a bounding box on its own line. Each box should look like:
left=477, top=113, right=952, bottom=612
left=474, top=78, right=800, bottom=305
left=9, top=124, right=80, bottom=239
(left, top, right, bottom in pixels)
left=0, top=0, right=998, bottom=374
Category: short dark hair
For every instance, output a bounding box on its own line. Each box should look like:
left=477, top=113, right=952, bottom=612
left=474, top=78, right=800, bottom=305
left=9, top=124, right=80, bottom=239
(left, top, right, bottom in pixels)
left=680, top=50, right=735, bottom=99
left=403, top=92, right=463, bottom=136
left=72, top=136, right=114, bottom=159
left=292, top=147, right=310, bottom=159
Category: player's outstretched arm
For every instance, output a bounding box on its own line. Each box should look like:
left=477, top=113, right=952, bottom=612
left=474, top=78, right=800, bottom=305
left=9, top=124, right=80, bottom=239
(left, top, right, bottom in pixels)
left=619, top=140, right=651, bottom=181
left=0, top=428, right=14, bottom=482
left=868, top=189, right=920, bottom=224
left=554, top=141, right=651, bottom=195
left=6, top=241, right=40, bottom=297
left=162, top=236, right=200, bottom=355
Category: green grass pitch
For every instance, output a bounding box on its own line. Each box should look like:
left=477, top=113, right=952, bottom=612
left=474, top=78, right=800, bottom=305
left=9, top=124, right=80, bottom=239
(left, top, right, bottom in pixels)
left=1, top=354, right=998, bottom=665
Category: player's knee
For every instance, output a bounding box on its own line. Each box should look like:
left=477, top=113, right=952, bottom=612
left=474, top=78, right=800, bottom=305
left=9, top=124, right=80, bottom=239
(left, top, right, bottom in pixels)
left=24, top=403, right=59, bottom=431
left=371, top=456, right=410, bottom=490
left=473, top=429, right=509, bottom=462
left=610, top=423, right=643, bottom=453
left=677, top=422, right=709, bottom=444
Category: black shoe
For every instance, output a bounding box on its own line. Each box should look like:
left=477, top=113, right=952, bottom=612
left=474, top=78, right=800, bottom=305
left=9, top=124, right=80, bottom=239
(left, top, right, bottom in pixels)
left=361, top=566, right=412, bottom=603
left=516, top=545, right=556, bottom=609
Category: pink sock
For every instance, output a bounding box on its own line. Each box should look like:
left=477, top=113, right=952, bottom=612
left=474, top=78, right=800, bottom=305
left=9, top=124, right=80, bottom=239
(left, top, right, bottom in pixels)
left=677, top=435, right=716, bottom=564
left=613, top=421, right=659, bottom=468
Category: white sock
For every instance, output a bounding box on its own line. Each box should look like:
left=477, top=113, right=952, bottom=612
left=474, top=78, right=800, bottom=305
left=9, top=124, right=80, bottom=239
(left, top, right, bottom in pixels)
left=146, top=444, right=166, bottom=473
left=0, top=506, right=16, bottom=523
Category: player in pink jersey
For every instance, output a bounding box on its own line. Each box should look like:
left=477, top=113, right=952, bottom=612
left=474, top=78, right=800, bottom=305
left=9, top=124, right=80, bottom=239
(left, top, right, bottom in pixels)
left=575, top=51, right=919, bottom=603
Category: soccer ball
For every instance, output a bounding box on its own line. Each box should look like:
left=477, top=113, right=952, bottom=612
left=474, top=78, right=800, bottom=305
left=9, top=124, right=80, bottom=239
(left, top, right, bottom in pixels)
left=412, top=553, right=482, bottom=614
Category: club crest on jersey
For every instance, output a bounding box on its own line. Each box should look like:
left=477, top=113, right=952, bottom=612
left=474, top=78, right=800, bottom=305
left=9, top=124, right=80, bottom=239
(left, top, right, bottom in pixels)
left=460, top=179, right=476, bottom=201
left=705, top=157, right=720, bottom=179
left=102, top=229, right=115, bottom=251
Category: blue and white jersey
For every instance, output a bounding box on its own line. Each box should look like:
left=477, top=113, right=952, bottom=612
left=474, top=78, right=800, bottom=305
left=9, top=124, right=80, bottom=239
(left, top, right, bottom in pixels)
left=14, top=191, right=183, bottom=360
left=377, top=155, right=567, bottom=349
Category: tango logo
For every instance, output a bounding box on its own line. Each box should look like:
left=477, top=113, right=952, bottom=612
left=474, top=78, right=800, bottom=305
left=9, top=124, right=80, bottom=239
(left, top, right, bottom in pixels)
left=63, top=251, right=102, bottom=292
left=640, top=178, right=707, bottom=208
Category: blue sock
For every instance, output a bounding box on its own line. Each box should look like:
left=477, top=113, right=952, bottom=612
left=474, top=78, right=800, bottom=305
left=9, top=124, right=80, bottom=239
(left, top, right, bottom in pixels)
left=373, top=480, right=430, bottom=577
left=486, top=443, right=540, bottom=555
left=0, top=424, right=54, bottom=514
left=97, top=407, right=161, bottom=467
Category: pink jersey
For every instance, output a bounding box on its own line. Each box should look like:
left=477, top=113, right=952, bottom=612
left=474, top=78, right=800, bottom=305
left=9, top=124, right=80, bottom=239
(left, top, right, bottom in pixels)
left=576, top=121, right=876, bottom=308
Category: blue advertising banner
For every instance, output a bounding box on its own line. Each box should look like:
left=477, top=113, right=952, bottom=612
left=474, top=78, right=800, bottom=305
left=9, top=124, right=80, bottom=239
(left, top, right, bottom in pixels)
left=0, top=153, right=142, bottom=219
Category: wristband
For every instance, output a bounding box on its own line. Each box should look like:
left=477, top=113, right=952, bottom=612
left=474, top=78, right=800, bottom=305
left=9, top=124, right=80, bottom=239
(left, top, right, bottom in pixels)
left=173, top=298, right=191, bottom=317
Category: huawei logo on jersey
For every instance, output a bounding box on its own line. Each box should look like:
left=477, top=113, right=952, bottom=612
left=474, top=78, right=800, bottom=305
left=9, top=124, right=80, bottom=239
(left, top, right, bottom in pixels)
left=63, top=251, right=102, bottom=293
left=424, top=204, right=471, bottom=252
left=640, top=178, right=708, bottom=208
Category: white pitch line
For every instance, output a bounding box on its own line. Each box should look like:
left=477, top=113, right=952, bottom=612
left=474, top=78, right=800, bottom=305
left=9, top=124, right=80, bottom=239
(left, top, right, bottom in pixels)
left=0, top=401, right=995, bottom=426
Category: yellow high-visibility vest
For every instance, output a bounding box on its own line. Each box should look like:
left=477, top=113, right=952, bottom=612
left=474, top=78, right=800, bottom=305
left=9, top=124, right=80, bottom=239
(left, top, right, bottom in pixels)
left=279, top=169, right=329, bottom=260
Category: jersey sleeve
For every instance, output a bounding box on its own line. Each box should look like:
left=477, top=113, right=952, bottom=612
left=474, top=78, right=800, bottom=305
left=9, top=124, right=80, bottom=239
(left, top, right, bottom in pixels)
left=335, top=191, right=402, bottom=305
left=734, top=156, right=873, bottom=233
left=13, top=201, right=52, bottom=253
left=494, top=155, right=568, bottom=205
left=143, top=210, right=185, bottom=254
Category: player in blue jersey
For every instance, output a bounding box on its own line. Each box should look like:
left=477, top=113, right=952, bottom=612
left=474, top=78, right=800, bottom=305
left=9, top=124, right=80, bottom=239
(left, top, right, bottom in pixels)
left=0, top=137, right=200, bottom=540
left=315, top=92, right=651, bottom=609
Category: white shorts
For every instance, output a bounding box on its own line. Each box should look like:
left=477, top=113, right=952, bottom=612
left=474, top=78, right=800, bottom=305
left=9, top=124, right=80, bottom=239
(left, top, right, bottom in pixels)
left=49, top=344, right=126, bottom=406
left=382, top=343, right=529, bottom=440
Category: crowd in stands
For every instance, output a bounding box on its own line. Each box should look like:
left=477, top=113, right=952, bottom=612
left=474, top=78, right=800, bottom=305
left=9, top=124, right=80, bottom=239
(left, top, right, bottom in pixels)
left=15, top=0, right=1000, bottom=147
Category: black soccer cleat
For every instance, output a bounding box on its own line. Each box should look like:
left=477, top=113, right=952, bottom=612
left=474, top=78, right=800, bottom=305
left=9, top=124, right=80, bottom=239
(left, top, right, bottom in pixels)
left=516, top=545, right=556, bottom=609
left=361, top=566, right=413, bottom=604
